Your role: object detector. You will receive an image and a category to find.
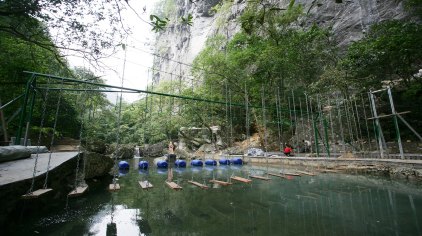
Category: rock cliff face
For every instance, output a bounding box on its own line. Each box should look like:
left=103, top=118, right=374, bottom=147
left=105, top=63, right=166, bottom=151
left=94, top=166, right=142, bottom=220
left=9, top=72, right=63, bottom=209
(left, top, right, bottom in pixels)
left=153, top=0, right=409, bottom=82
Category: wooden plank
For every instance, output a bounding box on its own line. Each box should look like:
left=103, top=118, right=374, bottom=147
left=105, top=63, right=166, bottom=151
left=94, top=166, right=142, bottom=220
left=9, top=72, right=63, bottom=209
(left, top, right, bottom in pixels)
left=22, top=188, right=53, bottom=199
left=188, top=180, right=209, bottom=189
left=296, top=171, right=316, bottom=176
left=68, top=186, right=88, bottom=197
left=209, top=179, right=232, bottom=186
left=108, top=183, right=120, bottom=191
left=281, top=172, right=302, bottom=176
left=230, top=176, right=252, bottom=183
left=139, top=181, right=153, bottom=189
left=166, top=181, right=182, bottom=190
left=249, top=175, right=271, bottom=181
left=268, top=173, right=288, bottom=178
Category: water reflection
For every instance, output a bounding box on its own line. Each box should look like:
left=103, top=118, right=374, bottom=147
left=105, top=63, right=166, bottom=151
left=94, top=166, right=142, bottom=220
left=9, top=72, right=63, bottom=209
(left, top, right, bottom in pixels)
left=7, top=165, right=422, bottom=236
left=118, top=169, right=129, bottom=177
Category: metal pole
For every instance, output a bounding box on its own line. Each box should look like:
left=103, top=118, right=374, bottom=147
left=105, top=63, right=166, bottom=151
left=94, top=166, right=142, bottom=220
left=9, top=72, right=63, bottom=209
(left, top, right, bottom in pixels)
left=0, top=99, right=8, bottom=142
left=292, top=90, right=298, bottom=147
left=323, top=116, right=331, bottom=158
left=335, top=95, right=346, bottom=153
left=16, top=75, right=35, bottom=145
left=328, top=96, right=336, bottom=154
left=313, top=113, right=320, bottom=157
left=276, top=87, right=282, bottom=152
left=24, top=87, right=37, bottom=146
left=299, top=97, right=305, bottom=150
left=288, top=96, right=293, bottom=143
left=369, top=92, right=385, bottom=158
left=360, top=94, right=373, bottom=156
left=387, top=87, right=404, bottom=159
left=305, top=94, right=313, bottom=153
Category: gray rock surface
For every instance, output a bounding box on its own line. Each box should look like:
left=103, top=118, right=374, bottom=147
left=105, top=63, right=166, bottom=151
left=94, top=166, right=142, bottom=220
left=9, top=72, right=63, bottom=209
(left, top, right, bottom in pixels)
left=84, top=152, right=114, bottom=179
left=153, top=0, right=409, bottom=82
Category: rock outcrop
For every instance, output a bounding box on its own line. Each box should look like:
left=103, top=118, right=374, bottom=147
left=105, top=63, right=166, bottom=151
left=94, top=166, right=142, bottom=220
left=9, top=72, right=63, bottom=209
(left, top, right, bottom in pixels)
left=153, top=0, right=409, bottom=82
left=84, top=152, right=114, bottom=179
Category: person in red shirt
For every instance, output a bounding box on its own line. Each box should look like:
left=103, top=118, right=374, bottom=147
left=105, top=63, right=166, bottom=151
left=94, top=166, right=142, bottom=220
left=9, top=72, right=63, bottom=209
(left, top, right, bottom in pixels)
left=283, top=145, right=293, bottom=156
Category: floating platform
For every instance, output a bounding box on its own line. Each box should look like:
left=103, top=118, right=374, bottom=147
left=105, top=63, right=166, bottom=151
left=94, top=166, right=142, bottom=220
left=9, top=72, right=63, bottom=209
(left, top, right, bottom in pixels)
left=296, top=171, right=316, bottom=176
left=230, top=176, right=252, bottom=183
left=166, top=181, right=182, bottom=190
left=139, top=181, right=153, bottom=189
left=249, top=175, right=271, bottom=181
left=282, top=172, right=302, bottom=176
left=68, top=186, right=88, bottom=197
left=22, top=188, right=53, bottom=199
left=209, top=179, right=232, bottom=186
left=109, top=183, right=120, bottom=191
left=267, top=173, right=287, bottom=178
left=188, top=180, right=209, bottom=189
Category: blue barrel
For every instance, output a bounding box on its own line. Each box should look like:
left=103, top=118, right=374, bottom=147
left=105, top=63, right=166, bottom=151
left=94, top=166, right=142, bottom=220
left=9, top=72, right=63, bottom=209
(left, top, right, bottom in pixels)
left=190, top=160, right=203, bottom=167
left=175, top=159, right=187, bottom=167
left=205, top=159, right=217, bottom=166
left=119, top=169, right=129, bottom=176
left=219, top=159, right=230, bottom=165
left=231, top=158, right=243, bottom=165
left=157, top=160, right=168, bottom=168
left=118, top=161, right=130, bottom=169
left=138, top=161, right=149, bottom=169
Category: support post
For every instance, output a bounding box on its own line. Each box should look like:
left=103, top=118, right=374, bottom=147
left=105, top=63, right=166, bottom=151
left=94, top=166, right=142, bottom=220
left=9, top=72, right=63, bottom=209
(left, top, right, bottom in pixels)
left=323, top=116, right=331, bottom=158
left=0, top=98, right=8, bottom=142
left=387, top=87, right=404, bottom=159
left=16, top=75, right=35, bottom=145
left=313, top=115, right=320, bottom=157
left=369, top=92, right=385, bottom=158
left=24, top=89, right=37, bottom=146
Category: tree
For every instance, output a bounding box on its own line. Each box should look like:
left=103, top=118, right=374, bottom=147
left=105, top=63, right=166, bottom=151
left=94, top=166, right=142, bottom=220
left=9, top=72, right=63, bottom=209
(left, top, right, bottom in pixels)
left=342, top=20, right=422, bottom=89
left=0, top=0, right=127, bottom=64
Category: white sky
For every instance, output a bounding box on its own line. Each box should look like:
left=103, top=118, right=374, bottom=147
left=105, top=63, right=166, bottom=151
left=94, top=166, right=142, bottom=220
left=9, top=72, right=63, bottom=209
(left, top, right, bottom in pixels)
left=66, top=0, right=160, bottom=103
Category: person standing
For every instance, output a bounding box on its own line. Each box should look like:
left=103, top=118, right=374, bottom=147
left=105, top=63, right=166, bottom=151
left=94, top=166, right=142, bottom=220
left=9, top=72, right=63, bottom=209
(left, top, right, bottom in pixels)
left=167, top=141, right=176, bottom=182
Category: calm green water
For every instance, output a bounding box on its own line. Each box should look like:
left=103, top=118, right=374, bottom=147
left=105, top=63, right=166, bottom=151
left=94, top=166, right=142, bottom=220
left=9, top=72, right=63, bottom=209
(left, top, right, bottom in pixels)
left=6, top=161, right=422, bottom=236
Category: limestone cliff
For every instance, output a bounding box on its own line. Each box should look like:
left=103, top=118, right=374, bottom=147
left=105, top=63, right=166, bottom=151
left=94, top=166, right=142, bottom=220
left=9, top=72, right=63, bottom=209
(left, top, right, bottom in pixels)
left=152, top=0, right=409, bottom=82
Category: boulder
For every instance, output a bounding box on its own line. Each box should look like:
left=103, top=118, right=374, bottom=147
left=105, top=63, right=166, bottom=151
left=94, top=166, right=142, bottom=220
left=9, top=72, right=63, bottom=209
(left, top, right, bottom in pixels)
left=83, top=152, right=114, bottom=179
left=247, top=148, right=265, bottom=156
left=107, top=143, right=136, bottom=159
left=0, top=146, right=32, bottom=163
left=143, top=141, right=167, bottom=157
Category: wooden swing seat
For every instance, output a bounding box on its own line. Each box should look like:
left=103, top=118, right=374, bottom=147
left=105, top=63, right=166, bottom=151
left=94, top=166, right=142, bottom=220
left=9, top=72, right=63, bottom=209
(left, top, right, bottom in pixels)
left=188, top=180, right=209, bottom=189
left=22, top=188, right=53, bottom=199
left=139, top=180, right=153, bottom=189
left=230, top=176, right=252, bottom=183
left=166, top=181, right=182, bottom=190
left=209, top=179, right=232, bottom=186
left=109, top=183, right=120, bottom=191
left=249, top=175, right=271, bottom=181
left=68, top=186, right=88, bottom=197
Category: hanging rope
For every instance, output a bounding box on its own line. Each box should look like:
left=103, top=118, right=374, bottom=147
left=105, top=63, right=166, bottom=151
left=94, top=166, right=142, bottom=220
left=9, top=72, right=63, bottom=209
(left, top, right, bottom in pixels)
left=43, top=77, right=65, bottom=189
left=111, top=43, right=128, bottom=186
left=28, top=77, right=51, bottom=194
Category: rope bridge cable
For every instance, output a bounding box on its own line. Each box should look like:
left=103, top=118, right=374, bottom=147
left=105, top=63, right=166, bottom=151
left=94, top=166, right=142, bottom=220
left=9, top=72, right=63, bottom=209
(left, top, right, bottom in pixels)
left=23, top=71, right=306, bottom=114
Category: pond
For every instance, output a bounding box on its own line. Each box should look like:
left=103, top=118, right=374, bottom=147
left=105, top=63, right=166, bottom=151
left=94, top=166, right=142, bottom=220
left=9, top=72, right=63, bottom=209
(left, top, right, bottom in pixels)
left=5, top=162, right=422, bottom=236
